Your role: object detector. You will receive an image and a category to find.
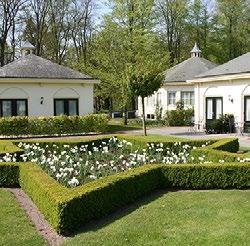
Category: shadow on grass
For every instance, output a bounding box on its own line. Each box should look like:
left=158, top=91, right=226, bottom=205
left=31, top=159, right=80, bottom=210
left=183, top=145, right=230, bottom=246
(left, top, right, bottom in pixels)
left=69, top=189, right=175, bottom=237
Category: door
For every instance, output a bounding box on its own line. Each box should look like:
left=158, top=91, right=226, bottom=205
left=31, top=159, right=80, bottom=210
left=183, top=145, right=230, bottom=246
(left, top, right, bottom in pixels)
left=206, top=97, right=223, bottom=124
left=244, top=96, right=250, bottom=131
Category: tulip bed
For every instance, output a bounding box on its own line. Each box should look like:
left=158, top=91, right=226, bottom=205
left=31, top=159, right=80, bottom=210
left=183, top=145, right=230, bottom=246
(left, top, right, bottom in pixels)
left=0, top=135, right=249, bottom=235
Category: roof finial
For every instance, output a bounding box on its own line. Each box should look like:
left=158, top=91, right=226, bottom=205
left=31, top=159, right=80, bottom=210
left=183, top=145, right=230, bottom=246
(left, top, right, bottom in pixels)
left=190, top=42, right=201, bottom=58
left=21, top=41, right=35, bottom=57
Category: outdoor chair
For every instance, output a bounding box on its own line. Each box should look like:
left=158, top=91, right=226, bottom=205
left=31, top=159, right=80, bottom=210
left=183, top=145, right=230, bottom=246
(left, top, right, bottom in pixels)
left=235, top=122, right=244, bottom=136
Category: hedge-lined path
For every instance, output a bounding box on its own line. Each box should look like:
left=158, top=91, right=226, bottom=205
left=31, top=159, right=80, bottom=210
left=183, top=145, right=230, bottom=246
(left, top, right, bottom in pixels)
left=7, top=188, right=66, bottom=246
left=0, top=188, right=47, bottom=246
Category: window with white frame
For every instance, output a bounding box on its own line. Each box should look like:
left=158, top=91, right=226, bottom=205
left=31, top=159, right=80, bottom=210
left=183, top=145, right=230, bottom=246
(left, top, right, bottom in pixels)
left=167, top=91, right=176, bottom=105
left=181, top=91, right=194, bottom=106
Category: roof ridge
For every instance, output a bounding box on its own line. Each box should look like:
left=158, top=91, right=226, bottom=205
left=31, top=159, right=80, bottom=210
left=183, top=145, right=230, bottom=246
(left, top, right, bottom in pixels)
left=196, top=52, right=250, bottom=78
left=164, top=56, right=217, bottom=82
left=0, top=54, right=94, bottom=80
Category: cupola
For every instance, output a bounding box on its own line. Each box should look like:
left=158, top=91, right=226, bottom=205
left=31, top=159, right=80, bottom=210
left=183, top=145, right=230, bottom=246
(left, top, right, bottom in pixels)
left=190, top=42, right=201, bottom=58
left=20, top=41, right=35, bottom=57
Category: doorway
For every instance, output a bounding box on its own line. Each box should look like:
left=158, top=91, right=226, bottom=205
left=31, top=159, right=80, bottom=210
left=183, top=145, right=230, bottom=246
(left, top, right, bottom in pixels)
left=206, top=97, right=223, bottom=125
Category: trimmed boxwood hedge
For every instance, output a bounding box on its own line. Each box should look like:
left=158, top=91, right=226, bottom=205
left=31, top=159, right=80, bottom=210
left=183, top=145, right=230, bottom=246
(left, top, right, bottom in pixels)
left=0, top=162, right=249, bottom=234
left=0, top=136, right=249, bottom=234
left=0, top=163, right=19, bottom=187
left=0, top=114, right=109, bottom=136
left=190, top=138, right=248, bottom=162
left=207, top=138, right=239, bottom=153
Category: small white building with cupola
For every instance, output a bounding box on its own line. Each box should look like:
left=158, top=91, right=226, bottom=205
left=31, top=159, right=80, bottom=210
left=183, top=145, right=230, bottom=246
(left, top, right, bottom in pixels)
left=0, top=41, right=99, bottom=117
left=137, top=43, right=217, bottom=120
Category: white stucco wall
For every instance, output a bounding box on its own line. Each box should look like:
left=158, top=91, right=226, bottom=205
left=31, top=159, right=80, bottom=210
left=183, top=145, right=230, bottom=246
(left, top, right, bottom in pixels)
left=137, top=84, right=194, bottom=118
left=194, top=79, right=250, bottom=127
left=0, top=82, right=94, bottom=116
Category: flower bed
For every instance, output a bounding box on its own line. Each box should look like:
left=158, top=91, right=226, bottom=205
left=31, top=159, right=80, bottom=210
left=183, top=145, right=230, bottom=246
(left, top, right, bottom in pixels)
left=0, top=137, right=247, bottom=188
left=1, top=137, right=214, bottom=187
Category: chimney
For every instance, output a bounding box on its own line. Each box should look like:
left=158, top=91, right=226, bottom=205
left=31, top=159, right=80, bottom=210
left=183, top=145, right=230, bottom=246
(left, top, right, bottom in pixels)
left=21, top=41, right=35, bottom=57
left=190, top=42, right=201, bottom=58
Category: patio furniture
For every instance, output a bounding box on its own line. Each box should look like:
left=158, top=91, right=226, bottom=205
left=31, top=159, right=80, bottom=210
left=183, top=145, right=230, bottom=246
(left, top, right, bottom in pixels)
left=188, top=119, right=204, bottom=133
left=235, top=122, right=244, bottom=136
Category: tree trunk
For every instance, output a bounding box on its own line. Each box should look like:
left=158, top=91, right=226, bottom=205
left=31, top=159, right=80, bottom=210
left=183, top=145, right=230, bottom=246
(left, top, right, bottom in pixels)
left=141, top=96, right=147, bottom=136
left=123, top=106, right=128, bottom=125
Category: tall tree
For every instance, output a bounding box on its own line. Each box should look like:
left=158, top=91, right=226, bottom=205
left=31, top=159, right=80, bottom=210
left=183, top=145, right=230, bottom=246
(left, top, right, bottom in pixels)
left=0, top=0, right=25, bottom=66
left=24, top=0, right=49, bottom=56
left=69, top=0, right=94, bottom=63
left=216, top=0, right=250, bottom=61
left=47, top=0, right=71, bottom=64
left=187, top=0, right=211, bottom=58
left=155, top=0, right=188, bottom=64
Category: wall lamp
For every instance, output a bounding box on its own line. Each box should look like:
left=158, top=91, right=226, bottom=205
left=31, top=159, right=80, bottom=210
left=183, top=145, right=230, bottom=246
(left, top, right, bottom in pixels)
left=40, top=97, right=44, bottom=105
left=228, top=95, right=233, bottom=103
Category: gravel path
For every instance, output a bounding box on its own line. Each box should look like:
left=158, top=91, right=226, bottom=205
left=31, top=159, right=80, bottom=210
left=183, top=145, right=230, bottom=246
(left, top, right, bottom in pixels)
left=8, top=188, right=67, bottom=246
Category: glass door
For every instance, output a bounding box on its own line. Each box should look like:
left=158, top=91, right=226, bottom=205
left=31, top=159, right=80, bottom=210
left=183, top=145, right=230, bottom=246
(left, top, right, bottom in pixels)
left=206, top=97, right=223, bottom=124
left=244, top=96, right=250, bottom=131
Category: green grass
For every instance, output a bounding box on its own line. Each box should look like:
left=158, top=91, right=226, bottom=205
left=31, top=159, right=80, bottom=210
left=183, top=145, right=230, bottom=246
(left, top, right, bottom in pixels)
left=0, top=189, right=46, bottom=246
left=64, top=190, right=250, bottom=246
left=107, top=124, right=141, bottom=133
left=239, top=146, right=250, bottom=157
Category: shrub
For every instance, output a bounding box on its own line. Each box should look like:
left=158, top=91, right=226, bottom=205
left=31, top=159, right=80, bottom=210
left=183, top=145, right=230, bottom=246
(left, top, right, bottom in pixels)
left=164, top=108, right=194, bottom=126
left=206, top=114, right=235, bottom=134
left=128, top=118, right=166, bottom=127
left=0, top=114, right=109, bottom=136
left=191, top=138, right=242, bottom=162
left=1, top=161, right=249, bottom=235
left=208, top=138, right=239, bottom=153
left=0, top=163, right=19, bottom=187
left=0, top=141, right=23, bottom=155
left=161, top=163, right=250, bottom=189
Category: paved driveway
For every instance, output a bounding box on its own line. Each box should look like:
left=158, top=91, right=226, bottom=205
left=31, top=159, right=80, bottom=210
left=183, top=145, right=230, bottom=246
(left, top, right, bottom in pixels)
left=121, top=126, right=250, bottom=148
left=18, top=126, right=250, bottom=148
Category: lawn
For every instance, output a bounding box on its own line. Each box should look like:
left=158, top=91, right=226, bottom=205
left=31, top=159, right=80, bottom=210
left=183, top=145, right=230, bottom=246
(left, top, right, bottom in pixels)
left=107, top=118, right=166, bottom=133
left=63, top=190, right=250, bottom=246
left=0, top=189, right=249, bottom=246
left=0, top=189, right=46, bottom=246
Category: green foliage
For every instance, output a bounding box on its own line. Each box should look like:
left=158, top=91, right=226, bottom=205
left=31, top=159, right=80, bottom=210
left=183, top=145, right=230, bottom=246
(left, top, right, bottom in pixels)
left=206, top=114, right=235, bottom=134
left=0, top=161, right=249, bottom=235
left=0, top=141, right=22, bottom=154
left=191, top=138, right=244, bottom=162
left=0, top=163, right=19, bottom=187
left=161, top=163, right=250, bottom=189
left=0, top=136, right=248, bottom=235
left=129, top=69, right=164, bottom=98
left=19, top=163, right=67, bottom=232
left=208, top=138, right=239, bottom=153
left=0, top=114, right=109, bottom=136
left=164, top=108, right=194, bottom=126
